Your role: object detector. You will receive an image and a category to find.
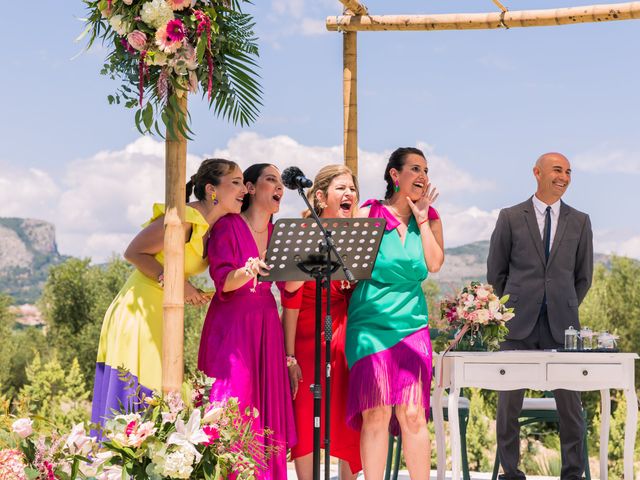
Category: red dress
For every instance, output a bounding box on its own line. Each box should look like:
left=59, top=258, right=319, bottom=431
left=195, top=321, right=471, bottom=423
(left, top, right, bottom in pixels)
left=282, top=281, right=362, bottom=473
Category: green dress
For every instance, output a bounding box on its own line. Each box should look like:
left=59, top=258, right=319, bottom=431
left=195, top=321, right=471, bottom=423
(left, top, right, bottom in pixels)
left=345, top=199, right=436, bottom=432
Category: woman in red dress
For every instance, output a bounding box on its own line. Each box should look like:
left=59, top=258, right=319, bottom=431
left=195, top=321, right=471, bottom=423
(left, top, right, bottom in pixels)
left=282, top=165, right=362, bottom=480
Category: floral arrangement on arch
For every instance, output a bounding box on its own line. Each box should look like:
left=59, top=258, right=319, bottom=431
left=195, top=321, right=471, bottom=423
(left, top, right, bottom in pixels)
left=439, top=281, right=515, bottom=351
left=81, top=0, right=262, bottom=138
left=0, top=373, right=272, bottom=479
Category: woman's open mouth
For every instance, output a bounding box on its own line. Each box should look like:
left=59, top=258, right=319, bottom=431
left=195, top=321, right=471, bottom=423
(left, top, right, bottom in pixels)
left=272, top=194, right=282, bottom=203
left=339, top=201, right=352, bottom=212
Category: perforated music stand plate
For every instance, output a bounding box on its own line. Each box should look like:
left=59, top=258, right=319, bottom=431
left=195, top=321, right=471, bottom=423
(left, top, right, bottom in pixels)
left=260, top=218, right=386, bottom=282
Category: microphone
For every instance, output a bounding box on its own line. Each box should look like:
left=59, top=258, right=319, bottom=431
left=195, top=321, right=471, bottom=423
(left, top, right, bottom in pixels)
left=282, top=166, right=313, bottom=190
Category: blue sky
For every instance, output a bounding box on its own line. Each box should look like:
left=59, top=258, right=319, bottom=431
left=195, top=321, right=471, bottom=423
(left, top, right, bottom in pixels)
left=1, top=0, right=639, bottom=263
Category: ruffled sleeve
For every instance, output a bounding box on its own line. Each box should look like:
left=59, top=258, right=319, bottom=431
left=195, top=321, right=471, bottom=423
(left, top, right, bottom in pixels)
left=141, top=203, right=210, bottom=258
left=208, top=215, right=240, bottom=302
left=428, top=206, right=440, bottom=221
left=142, top=203, right=166, bottom=227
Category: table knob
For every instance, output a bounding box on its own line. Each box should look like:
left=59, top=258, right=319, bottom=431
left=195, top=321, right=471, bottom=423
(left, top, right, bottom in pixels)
left=499, top=369, right=506, bottom=375
left=582, top=370, right=588, bottom=376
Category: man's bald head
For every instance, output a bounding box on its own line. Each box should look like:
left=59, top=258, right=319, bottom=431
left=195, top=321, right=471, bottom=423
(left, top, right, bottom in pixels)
left=533, top=152, right=572, bottom=204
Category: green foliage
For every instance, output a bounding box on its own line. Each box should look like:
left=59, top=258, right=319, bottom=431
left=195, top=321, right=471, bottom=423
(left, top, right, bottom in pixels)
left=41, top=257, right=132, bottom=383
left=16, top=355, right=90, bottom=428
left=580, top=256, right=640, bottom=382
left=83, top=0, right=262, bottom=139
left=465, top=388, right=494, bottom=471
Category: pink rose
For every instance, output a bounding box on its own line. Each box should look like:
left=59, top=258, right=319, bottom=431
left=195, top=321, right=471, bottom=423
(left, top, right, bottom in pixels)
left=12, top=418, right=33, bottom=438
left=126, top=30, right=147, bottom=51
left=123, top=0, right=133, bottom=4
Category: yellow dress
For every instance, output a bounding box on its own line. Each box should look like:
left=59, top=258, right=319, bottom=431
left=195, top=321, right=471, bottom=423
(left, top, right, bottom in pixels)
left=91, top=204, right=209, bottom=426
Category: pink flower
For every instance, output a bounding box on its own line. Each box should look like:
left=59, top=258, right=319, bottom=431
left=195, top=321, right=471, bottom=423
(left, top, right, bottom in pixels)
left=127, top=30, right=148, bottom=51
left=202, top=425, right=220, bottom=445
left=0, top=449, right=27, bottom=480
left=12, top=418, right=33, bottom=438
left=65, top=423, right=94, bottom=456
left=166, top=0, right=191, bottom=10
left=155, top=24, right=183, bottom=53
left=166, top=19, right=186, bottom=42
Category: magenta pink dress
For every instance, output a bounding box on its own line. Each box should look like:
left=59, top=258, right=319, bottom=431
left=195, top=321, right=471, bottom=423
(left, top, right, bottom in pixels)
left=198, top=214, right=296, bottom=480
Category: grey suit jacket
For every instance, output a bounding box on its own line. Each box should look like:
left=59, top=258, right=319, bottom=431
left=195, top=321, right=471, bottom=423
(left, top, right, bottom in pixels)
left=487, top=197, right=593, bottom=343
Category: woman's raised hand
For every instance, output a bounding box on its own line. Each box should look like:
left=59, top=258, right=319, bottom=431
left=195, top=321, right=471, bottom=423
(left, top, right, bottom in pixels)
left=407, top=183, right=439, bottom=224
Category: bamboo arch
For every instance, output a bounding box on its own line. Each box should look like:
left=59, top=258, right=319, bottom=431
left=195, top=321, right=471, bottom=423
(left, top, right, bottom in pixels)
left=331, top=1, right=640, bottom=176
left=330, top=2, right=639, bottom=479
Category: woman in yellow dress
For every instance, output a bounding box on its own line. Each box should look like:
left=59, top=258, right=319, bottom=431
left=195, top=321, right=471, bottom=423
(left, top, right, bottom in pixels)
left=90, top=158, right=247, bottom=429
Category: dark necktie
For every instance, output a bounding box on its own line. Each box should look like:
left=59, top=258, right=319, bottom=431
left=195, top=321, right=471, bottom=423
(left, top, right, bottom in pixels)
left=543, top=206, right=551, bottom=262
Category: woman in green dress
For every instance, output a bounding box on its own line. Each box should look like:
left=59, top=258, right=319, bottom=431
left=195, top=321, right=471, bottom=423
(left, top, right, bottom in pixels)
left=346, top=147, right=444, bottom=479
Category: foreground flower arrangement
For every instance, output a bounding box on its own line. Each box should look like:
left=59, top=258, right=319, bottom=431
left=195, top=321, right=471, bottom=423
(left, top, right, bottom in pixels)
left=0, top=374, right=270, bottom=479
left=439, top=281, right=515, bottom=351
left=82, top=0, right=262, bottom=137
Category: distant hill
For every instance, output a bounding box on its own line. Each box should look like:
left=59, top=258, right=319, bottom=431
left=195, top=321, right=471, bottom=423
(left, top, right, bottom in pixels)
left=0, top=218, right=67, bottom=303
left=0, top=216, right=619, bottom=304
left=431, top=240, right=615, bottom=295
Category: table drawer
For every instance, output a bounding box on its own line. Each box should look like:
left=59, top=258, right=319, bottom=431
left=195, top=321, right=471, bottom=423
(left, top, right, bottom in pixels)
left=463, top=363, right=542, bottom=384
left=546, top=363, right=624, bottom=388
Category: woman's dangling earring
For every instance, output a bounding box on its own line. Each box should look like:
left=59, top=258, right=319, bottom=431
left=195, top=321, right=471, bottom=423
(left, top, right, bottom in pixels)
left=211, top=192, right=218, bottom=205
left=318, top=201, right=328, bottom=211
left=394, top=179, right=400, bottom=193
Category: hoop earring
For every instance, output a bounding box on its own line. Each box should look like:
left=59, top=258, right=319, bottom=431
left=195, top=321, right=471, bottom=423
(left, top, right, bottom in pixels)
left=394, top=179, right=400, bottom=193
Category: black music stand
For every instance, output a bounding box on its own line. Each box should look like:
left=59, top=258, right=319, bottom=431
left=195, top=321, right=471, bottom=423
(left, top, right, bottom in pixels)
left=263, top=216, right=386, bottom=480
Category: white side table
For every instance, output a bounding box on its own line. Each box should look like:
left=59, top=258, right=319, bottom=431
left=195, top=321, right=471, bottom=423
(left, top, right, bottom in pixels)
left=433, top=351, right=639, bottom=480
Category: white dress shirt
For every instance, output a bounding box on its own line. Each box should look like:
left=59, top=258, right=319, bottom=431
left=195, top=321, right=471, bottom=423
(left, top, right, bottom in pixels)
left=532, top=195, right=561, bottom=246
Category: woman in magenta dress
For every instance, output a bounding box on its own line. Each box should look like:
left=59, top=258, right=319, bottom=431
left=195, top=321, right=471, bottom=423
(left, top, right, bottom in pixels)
left=198, top=163, right=296, bottom=480
left=282, top=165, right=362, bottom=480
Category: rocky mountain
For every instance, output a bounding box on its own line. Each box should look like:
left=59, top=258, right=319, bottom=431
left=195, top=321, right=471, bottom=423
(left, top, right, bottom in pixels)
left=0, top=218, right=67, bottom=303
left=431, top=240, right=613, bottom=295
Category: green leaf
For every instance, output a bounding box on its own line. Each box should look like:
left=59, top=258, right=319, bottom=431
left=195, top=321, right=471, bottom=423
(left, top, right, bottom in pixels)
left=196, top=34, right=207, bottom=64
left=499, top=294, right=510, bottom=304
left=142, top=102, right=154, bottom=131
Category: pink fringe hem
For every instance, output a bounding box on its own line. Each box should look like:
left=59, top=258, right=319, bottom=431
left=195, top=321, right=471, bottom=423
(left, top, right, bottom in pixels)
left=346, top=327, right=432, bottom=436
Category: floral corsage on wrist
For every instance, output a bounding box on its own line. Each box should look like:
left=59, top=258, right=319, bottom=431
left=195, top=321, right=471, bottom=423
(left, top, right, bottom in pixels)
left=286, top=355, right=297, bottom=367
left=243, top=257, right=261, bottom=293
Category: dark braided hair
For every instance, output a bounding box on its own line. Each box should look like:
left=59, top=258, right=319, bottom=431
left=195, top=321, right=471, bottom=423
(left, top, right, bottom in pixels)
left=241, top=163, right=274, bottom=212
left=383, top=147, right=426, bottom=199
left=185, top=158, right=238, bottom=202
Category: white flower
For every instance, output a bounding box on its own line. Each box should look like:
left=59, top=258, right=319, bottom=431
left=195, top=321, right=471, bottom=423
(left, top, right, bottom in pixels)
left=97, top=465, right=123, bottom=480
left=12, top=418, right=33, bottom=438
left=109, top=14, right=131, bottom=36
left=65, top=422, right=95, bottom=456
left=162, top=447, right=196, bottom=478
left=141, top=0, right=175, bottom=29
left=167, top=409, right=209, bottom=462
left=475, top=309, right=490, bottom=324
left=201, top=405, right=224, bottom=424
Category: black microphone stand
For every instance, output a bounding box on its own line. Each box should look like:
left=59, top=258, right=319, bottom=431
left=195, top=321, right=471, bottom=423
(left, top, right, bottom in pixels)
left=293, top=184, right=355, bottom=480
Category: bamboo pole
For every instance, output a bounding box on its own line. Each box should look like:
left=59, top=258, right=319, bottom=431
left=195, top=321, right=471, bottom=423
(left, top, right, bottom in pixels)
left=162, top=93, right=188, bottom=394
left=326, top=1, right=640, bottom=31
left=343, top=31, right=358, bottom=176
left=338, top=0, right=368, bottom=16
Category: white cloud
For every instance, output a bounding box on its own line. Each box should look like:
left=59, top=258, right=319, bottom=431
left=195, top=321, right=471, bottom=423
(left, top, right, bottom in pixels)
left=574, top=147, right=640, bottom=174
left=3, top=133, right=640, bottom=262
left=594, top=230, right=640, bottom=259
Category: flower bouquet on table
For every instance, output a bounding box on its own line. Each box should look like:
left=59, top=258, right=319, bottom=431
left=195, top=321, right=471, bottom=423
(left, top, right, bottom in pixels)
left=438, top=281, right=515, bottom=352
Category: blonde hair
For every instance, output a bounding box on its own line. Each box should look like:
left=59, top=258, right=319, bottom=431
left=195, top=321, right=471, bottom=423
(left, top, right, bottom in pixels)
left=302, top=165, right=359, bottom=218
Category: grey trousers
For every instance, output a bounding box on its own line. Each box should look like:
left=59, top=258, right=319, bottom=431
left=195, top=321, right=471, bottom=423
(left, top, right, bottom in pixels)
left=496, top=311, right=585, bottom=480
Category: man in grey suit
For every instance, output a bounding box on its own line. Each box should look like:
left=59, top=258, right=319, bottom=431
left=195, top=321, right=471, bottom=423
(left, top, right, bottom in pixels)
left=487, top=152, right=593, bottom=479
